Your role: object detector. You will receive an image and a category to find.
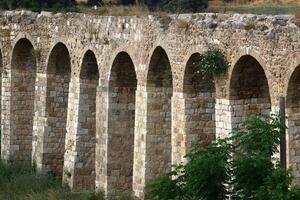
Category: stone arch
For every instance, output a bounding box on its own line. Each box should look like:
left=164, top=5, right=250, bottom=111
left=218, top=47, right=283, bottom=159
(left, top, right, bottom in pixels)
left=286, top=63, right=300, bottom=185
left=183, top=53, right=215, bottom=148
left=10, top=38, right=36, bottom=162
left=229, top=55, right=271, bottom=129
left=107, top=51, right=137, bottom=191
left=74, top=50, right=99, bottom=190
left=44, top=42, right=71, bottom=175
left=146, top=46, right=172, bottom=181
left=229, top=48, right=272, bottom=100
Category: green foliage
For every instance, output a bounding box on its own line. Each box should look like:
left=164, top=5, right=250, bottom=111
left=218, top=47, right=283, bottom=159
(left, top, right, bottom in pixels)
left=257, top=168, right=292, bottom=200
left=145, top=169, right=185, bottom=200
left=107, top=191, right=134, bottom=200
left=146, top=114, right=299, bottom=200
left=183, top=139, right=232, bottom=200
left=146, top=139, right=232, bottom=200
left=140, top=0, right=208, bottom=13
left=0, top=161, right=131, bottom=200
left=87, top=0, right=101, bottom=6
left=159, top=0, right=208, bottom=13
left=0, top=161, right=64, bottom=199
left=231, top=115, right=283, bottom=199
left=193, top=45, right=228, bottom=80
left=0, top=0, right=78, bottom=12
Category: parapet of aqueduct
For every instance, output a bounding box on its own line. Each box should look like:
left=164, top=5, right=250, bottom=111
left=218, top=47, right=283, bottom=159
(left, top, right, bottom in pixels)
left=0, top=10, right=299, bottom=199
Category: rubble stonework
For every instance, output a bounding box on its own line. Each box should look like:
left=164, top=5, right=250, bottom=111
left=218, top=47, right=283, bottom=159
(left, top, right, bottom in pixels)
left=0, top=10, right=299, bottom=198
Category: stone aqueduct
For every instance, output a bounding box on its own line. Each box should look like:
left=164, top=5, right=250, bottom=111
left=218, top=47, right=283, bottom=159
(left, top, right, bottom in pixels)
left=0, top=10, right=299, bottom=198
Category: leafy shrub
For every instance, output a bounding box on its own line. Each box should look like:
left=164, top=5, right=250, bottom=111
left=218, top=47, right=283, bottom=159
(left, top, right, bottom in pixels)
left=0, top=0, right=77, bottom=12
left=159, top=0, right=208, bottom=13
left=0, top=161, right=129, bottom=200
left=146, top=139, right=232, bottom=200
left=256, top=168, right=298, bottom=200
left=193, top=45, right=228, bottom=79
left=231, top=115, right=283, bottom=199
left=87, top=0, right=101, bottom=6
left=176, top=19, right=189, bottom=30
left=146, top=114, right=300, bottom=200
left=145, top=169, right=185, bottom=200
left=140, top=0, right=208, bottom=13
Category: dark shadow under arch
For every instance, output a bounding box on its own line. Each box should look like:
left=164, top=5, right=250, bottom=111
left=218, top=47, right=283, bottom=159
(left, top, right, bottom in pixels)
left=146, top=46, right=173, bottom=183
left=107, top=52, right=137, bottom=191
left=73, top=50, right=99, bottom=190
left=183, top=53, right=215, bottom=148
left=44, top=42, right=71, bottom=175
left=11, top=38, right=36, bottom=162
left=229, top=55, right=271, bottom=129
left=286, top=64, right=300, bottom=185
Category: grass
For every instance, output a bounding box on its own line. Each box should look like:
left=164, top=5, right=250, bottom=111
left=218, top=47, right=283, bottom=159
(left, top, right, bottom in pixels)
left=177, top=19, right=189, bottom=30
left=77, top=5, right=152, bottom=16
left=208, top=0, right=300, bottom=15
left=3, top=1, right=300, bottom=16
left=0, top=161, right=132, bottom=200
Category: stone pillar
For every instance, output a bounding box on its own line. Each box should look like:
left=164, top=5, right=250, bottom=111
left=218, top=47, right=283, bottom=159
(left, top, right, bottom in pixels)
left=95, top=85, right=109, bottom=193
left=132, top=86, right=147, bottom=199
left=63, top=74, right=98, bottom=190
left=63, top=77, right=80, bottom=189
left=215, top=98, right=232, bottom=139
left=171, top=92, right=186, bottom=165
left=32, top=72, right=47, bottom=169
left=1, top=67, right=11, bottom=160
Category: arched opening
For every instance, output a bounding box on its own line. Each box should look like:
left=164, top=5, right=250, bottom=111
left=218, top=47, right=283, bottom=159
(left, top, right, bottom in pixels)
left=11, top=38, right=36, bottom=162
left=45, top=43, right=71, bottom=175
left=287, top=64, right=300, bottom=184
left=74, top=50, right=99, bottom=190
left=183, top=53, right=215, bottom=149
left=107, top=52, right=137, bottom=191
left=229, top=55, right=271, bottom=129
left=146, top=46, right=172, bottom=181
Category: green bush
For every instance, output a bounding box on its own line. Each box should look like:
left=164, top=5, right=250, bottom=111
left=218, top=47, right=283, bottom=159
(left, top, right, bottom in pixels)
left=140, top=0, right=208, bottom=13
left=160, top=0, right=208, bottom=13
left=0, top=0, right=77, bottom=12
left=193, top=45, right=228, bottom=80
left=231, top=115, right=283, bottom=199
left=146, top=114, right=300, bottom=200
left=145, top=169, right=185, bottom=200
left=87, top=0, right=101, bottom=6
left=0, top=161, right=110, bottom=200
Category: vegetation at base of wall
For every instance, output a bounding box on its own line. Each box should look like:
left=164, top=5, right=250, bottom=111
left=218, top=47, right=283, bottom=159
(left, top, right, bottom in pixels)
left=192, top=45, right=228, bottom=83
left=0, top=161, right=133, bottom=200
left=146, top=114, right=300, bottom=200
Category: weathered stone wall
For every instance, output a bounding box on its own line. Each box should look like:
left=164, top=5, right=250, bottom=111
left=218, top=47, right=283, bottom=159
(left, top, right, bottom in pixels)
left=0, top=10, right=299, bottom=199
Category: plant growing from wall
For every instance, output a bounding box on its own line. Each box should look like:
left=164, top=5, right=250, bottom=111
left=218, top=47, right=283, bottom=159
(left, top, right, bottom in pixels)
left=193, top=45, right=228, bottom=80
left=176, top=19, right=189, bottom=31
left=0, top=29, right=10, bottom=38
left=31, top=48, right=41, bottom=60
